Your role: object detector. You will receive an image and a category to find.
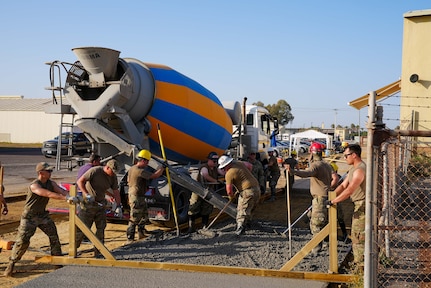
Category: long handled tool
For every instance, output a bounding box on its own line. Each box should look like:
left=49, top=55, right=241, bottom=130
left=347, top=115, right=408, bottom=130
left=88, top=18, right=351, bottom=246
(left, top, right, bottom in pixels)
left=281, top=205, right=312, bottom=237
left=286, top=171, right=292, bottom=257
left=157, top=123, right=180, bottom=237
left=198, top=192, right=238, bottom=238
left=274, top=204, right=312, bottom=237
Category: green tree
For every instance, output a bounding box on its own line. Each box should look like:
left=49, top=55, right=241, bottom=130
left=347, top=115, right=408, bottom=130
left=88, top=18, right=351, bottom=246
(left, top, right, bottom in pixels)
left=254, top=101, right=265, bottom=107
left=252, top=100, right=294, bottom=125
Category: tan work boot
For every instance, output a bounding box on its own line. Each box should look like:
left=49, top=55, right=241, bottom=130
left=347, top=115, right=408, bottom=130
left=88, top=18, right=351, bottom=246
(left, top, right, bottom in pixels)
left=4, top=262, right=15, bottom=277
left=138, top=228, right=151, bottom=239
left=138, top=231, right=145, bottom=239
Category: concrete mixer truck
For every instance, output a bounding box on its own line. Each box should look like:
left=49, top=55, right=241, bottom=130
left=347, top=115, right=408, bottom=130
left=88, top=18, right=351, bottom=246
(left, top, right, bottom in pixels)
left=45, top=47, right=278, bottom=226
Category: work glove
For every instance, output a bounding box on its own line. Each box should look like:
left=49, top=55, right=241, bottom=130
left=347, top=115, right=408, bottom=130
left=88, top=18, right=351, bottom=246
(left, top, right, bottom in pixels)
left=114, top=205, right=123, bottom=218
left=85, top=194, right=95, bottom=203
left=66, top=196, right=79, bottom=204
left=228, top=193, right=236, bottom=202
left=324, top=200, right=334, bottom=209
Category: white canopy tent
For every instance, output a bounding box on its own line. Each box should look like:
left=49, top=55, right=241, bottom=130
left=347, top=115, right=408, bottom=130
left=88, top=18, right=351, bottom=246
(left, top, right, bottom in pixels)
left=289, top=129, right=333, bottom=154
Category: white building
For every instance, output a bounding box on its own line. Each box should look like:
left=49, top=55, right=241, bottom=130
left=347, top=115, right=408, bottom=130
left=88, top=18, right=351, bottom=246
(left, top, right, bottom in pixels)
left=0, top=96, right=75, bottom=143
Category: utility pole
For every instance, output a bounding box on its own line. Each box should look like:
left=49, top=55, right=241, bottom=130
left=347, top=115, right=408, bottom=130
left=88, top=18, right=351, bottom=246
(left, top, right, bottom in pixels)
left=334, top=109, right=338, bottom=138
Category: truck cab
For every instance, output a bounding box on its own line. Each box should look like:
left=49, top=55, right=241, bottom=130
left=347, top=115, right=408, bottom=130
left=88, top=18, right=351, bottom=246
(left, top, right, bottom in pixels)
left=231, top=105, right=278, bottom=160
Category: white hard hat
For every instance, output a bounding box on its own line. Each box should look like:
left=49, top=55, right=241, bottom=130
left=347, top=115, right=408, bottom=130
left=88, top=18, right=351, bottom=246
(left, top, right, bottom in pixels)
left=267, top=147, right=275, bottom=152
left=218, top=155, right=233, bottom=169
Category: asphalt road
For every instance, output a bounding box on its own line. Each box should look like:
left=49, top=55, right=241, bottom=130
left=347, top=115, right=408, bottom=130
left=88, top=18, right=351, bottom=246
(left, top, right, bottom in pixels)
left=0, top=148, right=78, bottom=197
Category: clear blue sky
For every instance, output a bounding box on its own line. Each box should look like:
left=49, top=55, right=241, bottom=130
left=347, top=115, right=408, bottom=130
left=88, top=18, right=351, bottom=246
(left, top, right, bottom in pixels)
left=1, top=1, right=430, bottom=129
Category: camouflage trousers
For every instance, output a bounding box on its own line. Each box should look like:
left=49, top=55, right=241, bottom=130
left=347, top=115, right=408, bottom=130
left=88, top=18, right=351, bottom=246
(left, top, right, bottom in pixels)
left=351, top=200, right=365, bottom=267
left=188, top=192, right=213, bottom=217
left=309, top=195, right=328, bottom=236
left=10, top=210, right=62, bottom=262
left=127, top=194, right=149, bottom=239
left=76, top=202, right=106, bottom=247
left=268, top=173, right=280, bottom=197
left=236, top=187, right=260, bottom=225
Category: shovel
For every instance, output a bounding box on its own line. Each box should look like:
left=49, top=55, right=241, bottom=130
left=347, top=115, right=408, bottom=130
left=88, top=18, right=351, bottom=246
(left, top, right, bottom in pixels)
left=198, top=192, right=237, bottom=238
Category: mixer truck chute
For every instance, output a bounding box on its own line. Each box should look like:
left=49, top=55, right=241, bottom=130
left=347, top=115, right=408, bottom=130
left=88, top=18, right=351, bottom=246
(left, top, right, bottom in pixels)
left=46, top=47, right=274, bottom=226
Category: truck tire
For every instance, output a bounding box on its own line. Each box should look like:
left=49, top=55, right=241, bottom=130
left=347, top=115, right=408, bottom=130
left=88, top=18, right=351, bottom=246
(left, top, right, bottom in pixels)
left=150, top=186, right=191, bottom=228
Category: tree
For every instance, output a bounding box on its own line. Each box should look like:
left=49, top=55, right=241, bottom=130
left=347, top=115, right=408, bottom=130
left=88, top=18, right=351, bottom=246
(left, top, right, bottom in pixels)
left=254, top=101, right=265, bottom=107
left=267, top=100, right=294, bottom=125
left=251, top=100, right=294, bottom=125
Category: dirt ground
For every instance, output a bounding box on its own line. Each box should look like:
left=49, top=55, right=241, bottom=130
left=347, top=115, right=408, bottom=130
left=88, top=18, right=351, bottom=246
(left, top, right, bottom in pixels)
left=0, top=160, right=353, bottom=288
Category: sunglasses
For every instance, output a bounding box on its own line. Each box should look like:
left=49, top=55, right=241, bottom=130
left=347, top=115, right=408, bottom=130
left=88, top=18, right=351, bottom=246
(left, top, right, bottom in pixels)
left=343, top=153, right=354, bottom=159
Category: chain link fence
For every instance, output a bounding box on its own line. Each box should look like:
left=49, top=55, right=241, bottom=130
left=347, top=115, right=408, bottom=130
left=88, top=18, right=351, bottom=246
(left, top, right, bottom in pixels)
left=375, top=136, right=431, bottom=287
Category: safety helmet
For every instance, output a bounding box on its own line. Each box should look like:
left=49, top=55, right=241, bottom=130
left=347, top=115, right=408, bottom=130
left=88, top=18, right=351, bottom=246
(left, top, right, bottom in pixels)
left=137, top=149, right=151, bottom=160
left=310, top=142, right=322, bottom=153
left=341, top=141, right=349, bottom=148
left=267, top=147, right=275, bottom=153
left=291, top=150, right=297, bottom=156
left=330, top=162, right=338, bottom=173
left=218, top=155, right=233, bottom=169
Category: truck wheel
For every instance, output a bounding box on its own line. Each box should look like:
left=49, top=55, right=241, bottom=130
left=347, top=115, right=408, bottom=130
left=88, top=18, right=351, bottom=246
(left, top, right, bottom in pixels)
left=150, top=186, right=191, bottom=228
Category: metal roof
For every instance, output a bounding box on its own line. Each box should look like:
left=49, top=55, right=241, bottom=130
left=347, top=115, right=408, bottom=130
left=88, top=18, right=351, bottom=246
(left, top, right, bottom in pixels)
left=348, top=79, right=401, bottom=110
left=0, top=97, right=67, bottom=111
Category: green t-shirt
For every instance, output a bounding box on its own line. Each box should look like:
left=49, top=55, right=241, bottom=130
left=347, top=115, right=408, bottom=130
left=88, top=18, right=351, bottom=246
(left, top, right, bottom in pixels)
left=83, top=166, right=119, bottom=202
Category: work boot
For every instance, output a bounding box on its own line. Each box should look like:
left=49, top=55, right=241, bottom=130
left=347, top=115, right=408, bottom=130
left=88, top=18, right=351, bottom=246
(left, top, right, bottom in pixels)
left=4, top=262, right=15, bottom=277
left=138, top=231, right=145, bottom=239
left=126, top=224, right=136, bottom=242
left=235, top=222, right=245, bottom=236
left=187, top=216, right=195, bottom=234
left=138, top=227, right=151, bottom=239
left=201, top=215, right=209, bottom=229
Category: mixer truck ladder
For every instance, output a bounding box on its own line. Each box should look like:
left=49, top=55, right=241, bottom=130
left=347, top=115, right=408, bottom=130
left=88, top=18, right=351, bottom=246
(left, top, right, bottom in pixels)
left=45, top=61, right=80, bottom=171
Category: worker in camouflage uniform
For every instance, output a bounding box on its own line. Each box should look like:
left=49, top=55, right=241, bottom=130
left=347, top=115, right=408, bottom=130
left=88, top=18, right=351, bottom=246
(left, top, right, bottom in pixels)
left=247, top=151, right=266, bottom=195
left=327, top=144, right=366, bottom=271
left=75, top=159, right=121, bottom=257
left=187, top=152, right=221, bottom=233
left=267, top=147, right=280, bottom=201
left=4, top=162, right=69, bottom=277
left=288, top=142, right=332, bottom=255
left=218, top=155, right=260, bottom=236
left=126, top=149, right=164, bottom=243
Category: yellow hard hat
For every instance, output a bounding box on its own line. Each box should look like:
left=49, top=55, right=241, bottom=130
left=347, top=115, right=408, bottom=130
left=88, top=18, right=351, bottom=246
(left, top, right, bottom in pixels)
left=137, top=149, right=151, bottom=160
left=341, top=141, right=349, bottom=148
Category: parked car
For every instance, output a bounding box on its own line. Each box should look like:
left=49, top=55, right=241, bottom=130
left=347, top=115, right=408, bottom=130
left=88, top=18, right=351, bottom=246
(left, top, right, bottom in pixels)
left=273, top=140, right=290, bottom=156
left=295, top=141, right=310, bottom=153
left=274, top=140, right=309, bottom=155
left=41, top=132, right=92, bottom=158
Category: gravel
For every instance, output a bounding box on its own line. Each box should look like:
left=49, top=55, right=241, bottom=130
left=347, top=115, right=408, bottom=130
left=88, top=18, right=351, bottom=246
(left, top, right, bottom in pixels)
left=113, top=218, right=352, bottom=273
